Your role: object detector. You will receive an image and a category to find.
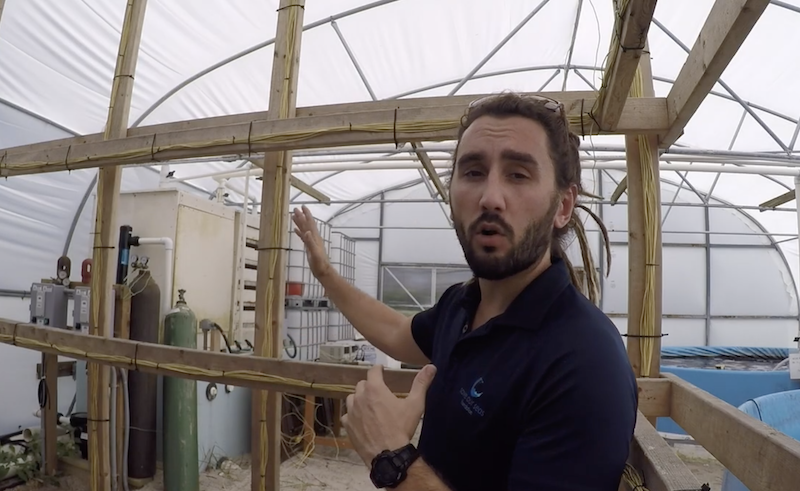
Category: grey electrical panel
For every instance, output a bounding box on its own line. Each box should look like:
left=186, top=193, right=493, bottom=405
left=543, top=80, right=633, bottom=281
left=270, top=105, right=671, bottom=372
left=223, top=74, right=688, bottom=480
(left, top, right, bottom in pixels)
left=72, top=287, right=91, bottom=333
left=29, top=283, right=68, bottom=328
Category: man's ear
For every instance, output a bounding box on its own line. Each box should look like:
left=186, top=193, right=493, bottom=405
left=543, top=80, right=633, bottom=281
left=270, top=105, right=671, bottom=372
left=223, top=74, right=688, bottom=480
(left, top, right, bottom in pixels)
left=554, top=184, right=578, bottom=229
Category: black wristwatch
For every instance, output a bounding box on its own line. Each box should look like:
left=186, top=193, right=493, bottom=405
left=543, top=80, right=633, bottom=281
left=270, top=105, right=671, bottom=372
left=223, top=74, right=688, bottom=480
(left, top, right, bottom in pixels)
left=369, top=443, right=420, bottom=489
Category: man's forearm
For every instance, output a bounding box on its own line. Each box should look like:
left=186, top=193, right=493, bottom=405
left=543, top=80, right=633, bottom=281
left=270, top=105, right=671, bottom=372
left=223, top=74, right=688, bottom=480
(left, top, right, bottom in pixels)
left=395, top=459, right=452, bottom=491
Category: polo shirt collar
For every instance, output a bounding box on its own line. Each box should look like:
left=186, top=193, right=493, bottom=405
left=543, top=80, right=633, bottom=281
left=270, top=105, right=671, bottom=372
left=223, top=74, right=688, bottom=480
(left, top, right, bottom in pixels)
left=460, top=256, right=572, bottom=329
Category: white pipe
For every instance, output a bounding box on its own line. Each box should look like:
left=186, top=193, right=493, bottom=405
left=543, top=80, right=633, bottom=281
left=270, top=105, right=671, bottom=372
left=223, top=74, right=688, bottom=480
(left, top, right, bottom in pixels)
left=207, top=160, right=800, bottom=176
left=795, top=174, right=800, bottom=350
left=172, top=158, right=800, bottom=183
left=135, top=237, right=175, bottom=319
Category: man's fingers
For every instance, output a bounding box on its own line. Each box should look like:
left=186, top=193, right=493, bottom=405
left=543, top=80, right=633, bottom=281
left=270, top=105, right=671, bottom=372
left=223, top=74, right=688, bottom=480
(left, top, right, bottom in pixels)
left=366, top=364, right=385, bottom=386
left=302, top=205, right=315, bottom=224
left=346, top=393, right=354, bottom=411
left=408, top=364, right=437, bottom=403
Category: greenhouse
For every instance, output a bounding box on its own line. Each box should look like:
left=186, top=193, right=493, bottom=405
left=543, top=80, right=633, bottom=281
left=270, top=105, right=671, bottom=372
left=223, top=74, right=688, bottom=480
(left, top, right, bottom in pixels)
left=1, top=1, right=799, bottom=491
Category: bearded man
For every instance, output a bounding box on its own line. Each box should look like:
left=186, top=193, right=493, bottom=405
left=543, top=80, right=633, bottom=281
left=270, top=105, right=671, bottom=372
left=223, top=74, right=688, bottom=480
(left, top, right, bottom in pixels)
left=291, top=92, right=637, bottom=491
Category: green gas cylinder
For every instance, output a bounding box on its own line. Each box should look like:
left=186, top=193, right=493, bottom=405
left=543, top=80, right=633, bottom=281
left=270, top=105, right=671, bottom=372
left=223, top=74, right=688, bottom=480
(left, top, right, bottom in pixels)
left=162, top=289, right=199, bottom=491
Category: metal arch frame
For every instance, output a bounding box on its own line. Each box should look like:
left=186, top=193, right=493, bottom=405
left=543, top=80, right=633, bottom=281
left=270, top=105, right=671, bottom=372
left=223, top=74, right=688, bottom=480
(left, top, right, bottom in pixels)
left=128, top=0, right=400, bottom=128
left=2, top=1, right=799, bottom=270
left=0, top=98, right=219, bottom=259
left=600, top=169, right=800, bottom=344
left=279, top=54, right=800, bottom=209
left=288, top=0, right=556, bottom=205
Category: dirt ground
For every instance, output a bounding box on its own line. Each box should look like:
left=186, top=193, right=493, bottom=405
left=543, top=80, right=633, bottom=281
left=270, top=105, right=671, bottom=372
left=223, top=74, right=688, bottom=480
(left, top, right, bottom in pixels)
left=672, top=442, right=726, bottom=489
left=13, top=433, right=727, bottom=491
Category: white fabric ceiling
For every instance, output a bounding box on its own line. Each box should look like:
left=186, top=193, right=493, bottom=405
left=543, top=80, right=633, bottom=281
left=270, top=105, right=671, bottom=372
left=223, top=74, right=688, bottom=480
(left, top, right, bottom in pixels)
left=2, top=0, right=800, bottom=291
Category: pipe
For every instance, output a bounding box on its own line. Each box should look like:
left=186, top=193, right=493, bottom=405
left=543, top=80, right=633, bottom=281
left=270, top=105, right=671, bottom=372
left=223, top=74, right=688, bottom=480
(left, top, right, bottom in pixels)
left=117, top=226, right=134, bottom=284
left=795, top=174, right=800, bottom=350
left=183, top=160, right=800, bottom=182
left=133, top=237, right=174, bottom=321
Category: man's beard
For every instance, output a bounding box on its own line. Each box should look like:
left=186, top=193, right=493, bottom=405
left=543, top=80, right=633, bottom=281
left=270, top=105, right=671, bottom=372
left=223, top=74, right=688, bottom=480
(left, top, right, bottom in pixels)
left=454, top=198, right=560, bottom=281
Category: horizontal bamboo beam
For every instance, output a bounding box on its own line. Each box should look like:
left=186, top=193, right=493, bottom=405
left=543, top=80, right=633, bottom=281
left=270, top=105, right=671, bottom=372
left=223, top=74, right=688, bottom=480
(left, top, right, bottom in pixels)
left=0, top=318, right=669, bottom=416
left=0, top=318, right=412, bottom=398
left=664, top=373, right=800, bottom=491
left=0, top=93, right=669, bottom=177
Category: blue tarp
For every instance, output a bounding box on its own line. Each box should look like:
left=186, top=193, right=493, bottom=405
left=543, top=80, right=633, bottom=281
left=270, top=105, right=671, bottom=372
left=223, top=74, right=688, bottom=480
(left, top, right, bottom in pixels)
left=660, top=346, right=791, bottom=360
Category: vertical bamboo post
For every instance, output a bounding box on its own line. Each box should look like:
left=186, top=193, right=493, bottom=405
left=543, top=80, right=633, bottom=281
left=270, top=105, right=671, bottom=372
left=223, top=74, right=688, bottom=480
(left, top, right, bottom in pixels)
left=88, top=2, right=148, bottom=491
left=252, top=2, right=305, bottom=491
left=625, top=45, right=663, bottom=383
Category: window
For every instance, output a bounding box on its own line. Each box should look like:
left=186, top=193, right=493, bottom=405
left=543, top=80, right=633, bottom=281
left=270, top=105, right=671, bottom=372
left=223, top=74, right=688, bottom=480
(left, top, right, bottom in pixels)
left=435, top=268, right=473, bottom=300
left=381, top=265, right=472, bottom=313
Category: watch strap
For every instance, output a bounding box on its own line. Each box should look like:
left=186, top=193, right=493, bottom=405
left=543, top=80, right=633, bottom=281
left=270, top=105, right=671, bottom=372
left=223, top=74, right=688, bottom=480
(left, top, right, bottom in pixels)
left=370, top=443, right=420, bottom=488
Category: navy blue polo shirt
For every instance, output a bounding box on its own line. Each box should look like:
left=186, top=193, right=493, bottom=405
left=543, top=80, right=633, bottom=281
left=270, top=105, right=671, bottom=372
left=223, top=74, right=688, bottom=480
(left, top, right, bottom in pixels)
left=411, top=257, right=637, bottom=491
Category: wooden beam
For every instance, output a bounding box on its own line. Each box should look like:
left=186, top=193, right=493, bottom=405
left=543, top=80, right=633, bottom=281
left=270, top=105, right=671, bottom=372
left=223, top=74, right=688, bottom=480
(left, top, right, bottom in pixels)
left=665, top=373, right=800, bottom=491
left=410, top=142, right=449, bottom=203
left=637, top=377, right=670, bottom=418
left=252, top=2, right=305, bottom=490
left=0, top=94, right=670, bottom=177
left=87, top=3, right=148, bottom=491
left=593, top=0, right=658, bottom=131
left=625, top=50, right=662, bottom=382
left=36, top=360, right=76, bottom=378
left=0, top=318, right=671, bottom=411
left=0, top=319, right=415, bottom=397
left=660, top=0, right=770, bottom=147
left=0, top=91, right=663, bottom=157
left=290, top=175, right=330, bottom=204
left=625, top=411, right=703, bottom=491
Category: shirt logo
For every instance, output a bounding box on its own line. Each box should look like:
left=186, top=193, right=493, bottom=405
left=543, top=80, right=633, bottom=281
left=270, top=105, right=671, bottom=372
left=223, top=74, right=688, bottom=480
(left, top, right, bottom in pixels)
left=469, top=377, right=484, bottom=398
left=460, top=377, right=486, bottom=417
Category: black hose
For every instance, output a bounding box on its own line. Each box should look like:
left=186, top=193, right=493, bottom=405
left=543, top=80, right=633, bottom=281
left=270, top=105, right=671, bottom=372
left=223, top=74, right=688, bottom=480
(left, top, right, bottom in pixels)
left=215, top=325, right=234, bottom=353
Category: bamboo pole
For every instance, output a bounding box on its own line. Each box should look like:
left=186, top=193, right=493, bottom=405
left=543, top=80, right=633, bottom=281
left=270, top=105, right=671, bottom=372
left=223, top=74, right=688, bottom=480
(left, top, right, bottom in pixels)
left=0, top=318, right=674, bottom=417
left=625, top=45, right=663, bottom=385
left=0, top=96, right=670, bottom=177
left=252, top=2, right=305, bottom=491
left=88, top=2, right=148, bottom=491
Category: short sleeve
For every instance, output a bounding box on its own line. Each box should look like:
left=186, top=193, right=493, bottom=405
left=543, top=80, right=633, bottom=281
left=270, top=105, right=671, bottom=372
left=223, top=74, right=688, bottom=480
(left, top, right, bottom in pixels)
left=507, top=340, right=638, bottom=490
left=410, top=283, right=461, bottom=361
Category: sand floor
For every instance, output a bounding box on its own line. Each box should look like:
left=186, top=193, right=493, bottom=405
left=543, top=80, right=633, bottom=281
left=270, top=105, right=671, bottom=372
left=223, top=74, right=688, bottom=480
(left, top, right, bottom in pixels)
left=12, top=435, right=727, bottom=491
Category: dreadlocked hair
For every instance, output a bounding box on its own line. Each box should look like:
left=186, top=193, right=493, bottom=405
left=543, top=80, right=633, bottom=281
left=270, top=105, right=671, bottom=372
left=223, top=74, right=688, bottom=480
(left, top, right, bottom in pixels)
left=455, top=92, right=612, bottom=305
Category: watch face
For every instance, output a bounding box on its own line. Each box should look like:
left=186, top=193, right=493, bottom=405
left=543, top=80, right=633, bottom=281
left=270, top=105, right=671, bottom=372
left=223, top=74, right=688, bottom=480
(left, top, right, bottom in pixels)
left=372, top=456, right=402, bottom=485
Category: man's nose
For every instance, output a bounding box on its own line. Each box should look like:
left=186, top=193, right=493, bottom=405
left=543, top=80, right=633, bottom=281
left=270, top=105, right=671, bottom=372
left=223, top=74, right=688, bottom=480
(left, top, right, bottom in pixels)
left=478, top=173, right=506, bottom=212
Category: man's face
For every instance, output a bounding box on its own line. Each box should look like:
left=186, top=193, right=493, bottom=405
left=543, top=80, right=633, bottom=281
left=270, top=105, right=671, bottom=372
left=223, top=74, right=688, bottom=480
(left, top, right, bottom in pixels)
left=449, top=115, right=574, bottom=281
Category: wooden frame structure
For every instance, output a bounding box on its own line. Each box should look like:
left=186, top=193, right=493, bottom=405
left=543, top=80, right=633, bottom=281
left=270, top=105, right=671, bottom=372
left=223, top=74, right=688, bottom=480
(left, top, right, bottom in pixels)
left=1, top=0, right=798, bottom=490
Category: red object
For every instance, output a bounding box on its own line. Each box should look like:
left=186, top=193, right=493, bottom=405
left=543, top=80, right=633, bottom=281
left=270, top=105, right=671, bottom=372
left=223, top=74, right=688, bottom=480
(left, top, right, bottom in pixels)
left=81, top=259, right=93, bottom=284
left=285, top=282, right=303, bottom=296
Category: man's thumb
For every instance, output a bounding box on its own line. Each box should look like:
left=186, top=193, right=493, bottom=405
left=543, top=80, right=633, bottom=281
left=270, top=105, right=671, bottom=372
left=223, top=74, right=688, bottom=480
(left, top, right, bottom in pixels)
left=409, top=364, right=437, bottom=401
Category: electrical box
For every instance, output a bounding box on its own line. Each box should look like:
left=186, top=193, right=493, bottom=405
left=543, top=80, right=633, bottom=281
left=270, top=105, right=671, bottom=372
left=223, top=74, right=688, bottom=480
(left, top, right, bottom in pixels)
left=319, top=341, right=360, bottom=364
left=29, top=283, right=68, bottom=328
left=73, top=287, right=91, bottom=333
left=789, top=353, right=800, bottom=380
